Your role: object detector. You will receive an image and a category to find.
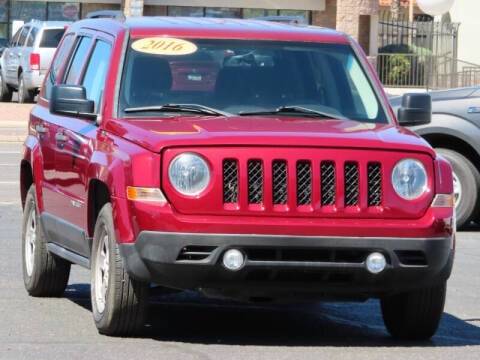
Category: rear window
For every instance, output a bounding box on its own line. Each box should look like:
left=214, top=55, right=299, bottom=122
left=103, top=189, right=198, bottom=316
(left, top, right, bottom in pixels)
left=40, top=28, right=65, bottom=48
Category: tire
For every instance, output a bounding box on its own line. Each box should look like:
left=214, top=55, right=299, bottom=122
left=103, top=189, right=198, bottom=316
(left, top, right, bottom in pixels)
left=380, top=282, right=447, bottom=340
left=22, top=185, right=71, bottom=297
left=436, top=148, right=480, bottom=228
left=18, top=73, right=34, bottom=103
left=90, top=203, right=149, bottom=336
left=381, top=282, right=446, bottom=340
left=0, top=70, right=13, bottom=102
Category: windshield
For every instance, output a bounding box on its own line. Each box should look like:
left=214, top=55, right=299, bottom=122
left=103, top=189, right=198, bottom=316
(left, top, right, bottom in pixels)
left=119, top=38, right=388, bottom=123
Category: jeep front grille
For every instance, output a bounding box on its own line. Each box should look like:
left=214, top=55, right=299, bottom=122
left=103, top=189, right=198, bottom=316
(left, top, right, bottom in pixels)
left=248, top=160, right=263, bottom=204
left=222, top=159, right=383, bottom=209
left=223, top=159, right=238, bottom=203
left=321, top=161, right=336, bottom=206
left=272, top=160, right=288, bottom=205
left=368, top=163, right=382, bottom=206
left=344, top=162, right=359, bottom=206
left=296, top=161, right=312, bottom=206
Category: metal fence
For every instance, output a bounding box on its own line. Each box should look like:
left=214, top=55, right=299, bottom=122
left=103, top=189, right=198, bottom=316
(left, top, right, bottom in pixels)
left=376, top=11, right=480, bottom=89
left=378, top=53, right=480, bottom=89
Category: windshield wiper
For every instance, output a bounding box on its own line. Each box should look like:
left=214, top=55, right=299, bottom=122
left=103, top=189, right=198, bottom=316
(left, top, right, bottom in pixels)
left=239, top=105, right=345, bottom=120
left=124, top=103, right=232, bottom=117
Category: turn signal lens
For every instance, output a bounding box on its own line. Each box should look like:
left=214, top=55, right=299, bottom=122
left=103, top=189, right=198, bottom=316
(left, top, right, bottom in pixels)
left=126, top=187, right=167, bottom=203
left=432, top=194, right=455, bottom=208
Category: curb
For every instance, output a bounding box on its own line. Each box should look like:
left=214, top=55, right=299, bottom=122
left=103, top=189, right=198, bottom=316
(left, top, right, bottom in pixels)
left=0, top=134, right=25, bottom=142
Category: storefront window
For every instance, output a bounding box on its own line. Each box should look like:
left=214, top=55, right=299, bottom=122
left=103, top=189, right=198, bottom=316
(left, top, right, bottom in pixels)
left=168, top=6, right=204, bottom=17
left=47, top=2, right=80, bottom=21
left=243, top=9, right=277, bottom=18
left=0, top=0, right=7, bottom=22
left=11, top=1, right=46, bottom=22
left=278, top=10, right=310, bottom=24
left=205, top=7, right=241, bottom=18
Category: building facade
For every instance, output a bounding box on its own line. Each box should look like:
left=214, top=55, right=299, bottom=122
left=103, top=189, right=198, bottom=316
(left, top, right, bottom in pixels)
left=0, top=0, right=379, bottom=57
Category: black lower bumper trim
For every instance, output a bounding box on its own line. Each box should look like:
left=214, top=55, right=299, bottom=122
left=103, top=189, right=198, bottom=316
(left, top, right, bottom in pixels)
left=119, top=232, right=454, bottom=301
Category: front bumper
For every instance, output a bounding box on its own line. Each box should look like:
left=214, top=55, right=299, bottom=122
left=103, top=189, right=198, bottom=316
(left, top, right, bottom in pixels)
left=120, top=232, right=454, bottom=301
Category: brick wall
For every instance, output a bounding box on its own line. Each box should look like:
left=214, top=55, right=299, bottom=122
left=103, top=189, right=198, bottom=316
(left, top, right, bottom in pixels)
left=335, top=0, right=378, bottom=55
left=312, top=0, right=337, bottom=29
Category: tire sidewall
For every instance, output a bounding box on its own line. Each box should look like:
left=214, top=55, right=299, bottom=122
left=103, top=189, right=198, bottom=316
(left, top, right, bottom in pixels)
left=18, top=74, right=25, bottom=103
left=22, top=187, right=42, bottom=291
left=436, top=148, right=477, bottom=226
left=91, top=204, right=117, bottom=328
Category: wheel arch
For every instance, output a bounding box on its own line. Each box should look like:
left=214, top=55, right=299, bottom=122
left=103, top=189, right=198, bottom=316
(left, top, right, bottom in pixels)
left=87, top=179, right=111, bottom=238
left=20, top=159, right=33, bottom=209
left=421, top=132, right=480, bottom=175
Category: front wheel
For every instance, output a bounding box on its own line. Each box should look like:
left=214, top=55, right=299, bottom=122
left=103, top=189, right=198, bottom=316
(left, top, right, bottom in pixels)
left=381, top=282, right=446, bottom=340
left=436, top=148, right=480, bottom=228
left=90, top=203, right=149, bottom=336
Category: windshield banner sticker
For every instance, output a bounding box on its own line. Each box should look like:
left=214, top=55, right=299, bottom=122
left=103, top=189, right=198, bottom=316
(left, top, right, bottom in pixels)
left=131, top=37, right=198, bottom=56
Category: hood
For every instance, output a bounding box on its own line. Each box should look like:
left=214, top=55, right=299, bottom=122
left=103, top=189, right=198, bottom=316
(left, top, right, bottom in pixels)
left=105, top=115, right=435, bottom=156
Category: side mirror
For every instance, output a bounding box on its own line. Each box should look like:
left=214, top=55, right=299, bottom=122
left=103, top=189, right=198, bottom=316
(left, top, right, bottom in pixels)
left=50, top=85, right=96, bottom=120
left=397, top=93, right=432, bottom=126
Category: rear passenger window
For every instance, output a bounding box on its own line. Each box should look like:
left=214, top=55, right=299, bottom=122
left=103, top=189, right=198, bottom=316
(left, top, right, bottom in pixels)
left=10, top=28, right=22, bottom=46
left=26, top=27, right=37, bottom=47
left=40, top=29, right=65, bottom=48
left=18, top=26, right=30, bottom=47
left=64, top=37, right=92, bottom=84
left=44, top=33, right=75, bottom=99
left=81, top=40, right=112, bottom=112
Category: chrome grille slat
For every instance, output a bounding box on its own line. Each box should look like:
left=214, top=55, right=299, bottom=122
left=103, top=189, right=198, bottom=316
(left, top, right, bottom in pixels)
left=248, top=160, right=263, bottom=204
left=344, top=162, right=359, bottom=206
left=272, top=160, right=288, bottom=205
left=368, top=163, right=382, bottom=206
left=296, top=161, right=312, bottom=205
left=321, top=161, right=336, bottom=206
left=223, top=160, right=238, bottom=203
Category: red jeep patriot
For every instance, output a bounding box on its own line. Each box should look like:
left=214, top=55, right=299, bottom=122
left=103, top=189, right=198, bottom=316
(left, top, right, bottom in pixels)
left=20, top=17, right=455, bottom=339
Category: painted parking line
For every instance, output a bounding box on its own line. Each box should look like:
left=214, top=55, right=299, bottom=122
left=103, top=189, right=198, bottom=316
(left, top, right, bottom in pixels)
left=0, top=181, right=19, bottom=185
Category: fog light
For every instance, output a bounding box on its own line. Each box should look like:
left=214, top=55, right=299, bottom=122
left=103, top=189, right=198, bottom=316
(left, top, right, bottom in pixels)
left=222, top=249, right=245, bottom=271
left=365, top=252, right=386, bottom=274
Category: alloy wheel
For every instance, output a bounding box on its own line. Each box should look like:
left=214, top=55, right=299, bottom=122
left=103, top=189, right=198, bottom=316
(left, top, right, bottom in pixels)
left=24, top=205, right=36, bottom=277
left=94, top=230, right=110, bottom=314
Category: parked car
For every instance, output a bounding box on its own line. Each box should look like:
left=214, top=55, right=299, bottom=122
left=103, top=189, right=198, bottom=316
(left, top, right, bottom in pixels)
left=0, top=38, right=8, bottom=57
left=390, top=87, right=480, bottom=228
left=21, top=17, right=454, bottom=340
left=0, top=20, right=69, bottom=103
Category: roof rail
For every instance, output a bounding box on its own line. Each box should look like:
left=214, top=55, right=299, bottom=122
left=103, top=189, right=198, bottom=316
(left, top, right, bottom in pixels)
left=85, top=10, right=125, bottom=20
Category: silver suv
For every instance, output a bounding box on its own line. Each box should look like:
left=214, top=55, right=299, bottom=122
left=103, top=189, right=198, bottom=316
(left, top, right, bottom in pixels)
left=0, top=20, right=70, bottom=103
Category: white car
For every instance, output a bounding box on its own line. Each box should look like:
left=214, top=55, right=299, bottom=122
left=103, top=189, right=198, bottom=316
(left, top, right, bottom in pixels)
left=0, top=20, right=70, bottom=103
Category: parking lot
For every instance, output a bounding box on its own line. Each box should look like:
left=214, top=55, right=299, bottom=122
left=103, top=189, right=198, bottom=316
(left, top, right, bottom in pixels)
left=1, top=103, right=479, bottom=359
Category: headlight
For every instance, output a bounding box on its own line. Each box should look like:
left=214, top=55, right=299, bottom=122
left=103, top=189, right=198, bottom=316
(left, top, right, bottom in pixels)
left=391, top=159, right=428, bottom=200
left=168, top=153, right=210, bottom=196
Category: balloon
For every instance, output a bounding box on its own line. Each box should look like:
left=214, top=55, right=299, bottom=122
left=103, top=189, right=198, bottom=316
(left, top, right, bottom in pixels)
left=417, top=0, right=455, bottom=16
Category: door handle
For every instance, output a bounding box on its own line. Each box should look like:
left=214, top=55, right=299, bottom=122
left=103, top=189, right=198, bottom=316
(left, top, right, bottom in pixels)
left=55, top=132, right=68, bottom=142
left=35, top=124, right=48, bottom=134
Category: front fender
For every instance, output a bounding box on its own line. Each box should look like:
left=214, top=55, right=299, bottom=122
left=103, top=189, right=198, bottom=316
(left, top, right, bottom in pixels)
left=87, top=135, right=161, bottom=244
left=411, top=113, right=480, bottom=156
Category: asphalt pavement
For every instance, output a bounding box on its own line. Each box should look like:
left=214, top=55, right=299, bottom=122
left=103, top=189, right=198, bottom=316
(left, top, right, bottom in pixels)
left=0, top=113, right=479, bottom=360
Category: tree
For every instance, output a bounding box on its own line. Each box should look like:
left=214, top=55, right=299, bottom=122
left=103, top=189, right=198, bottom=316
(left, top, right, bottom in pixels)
left=391, top=0, right=402, bottom=21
